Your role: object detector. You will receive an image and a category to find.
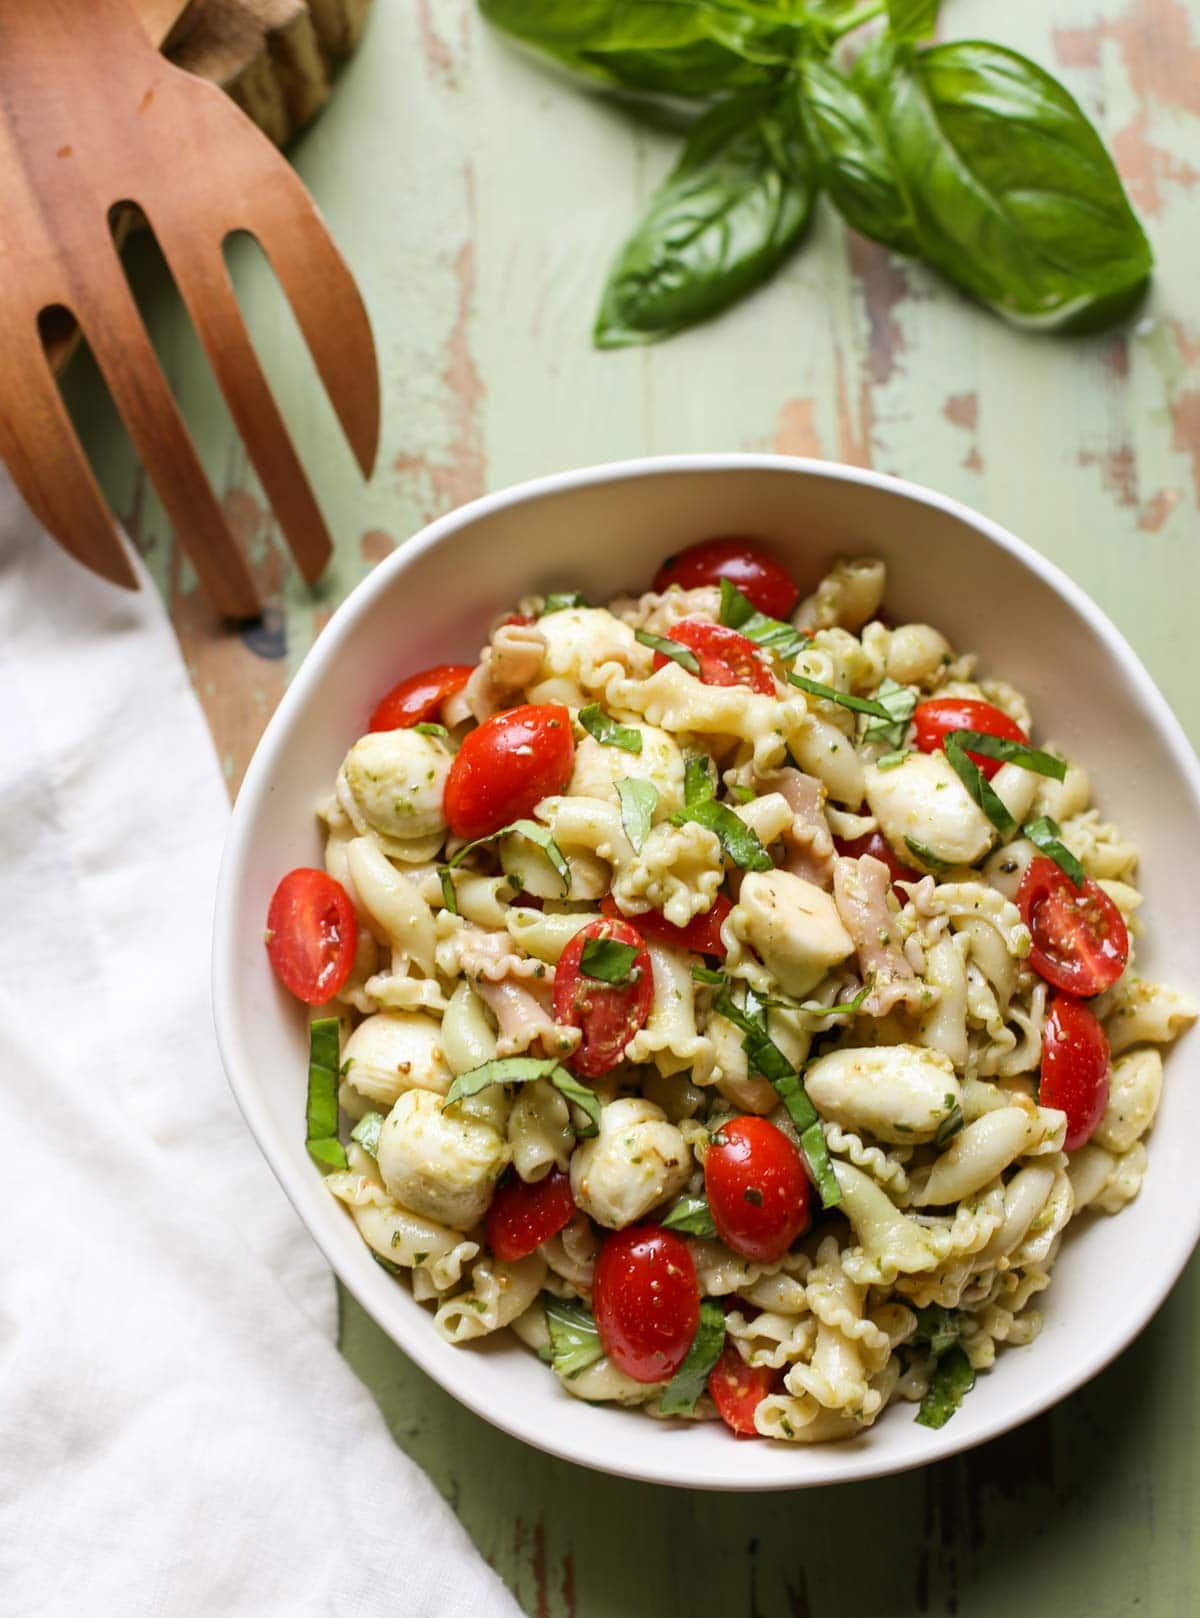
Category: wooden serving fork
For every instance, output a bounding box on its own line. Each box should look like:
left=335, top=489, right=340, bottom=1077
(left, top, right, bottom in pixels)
left=0, top=0, right=379, bottom=617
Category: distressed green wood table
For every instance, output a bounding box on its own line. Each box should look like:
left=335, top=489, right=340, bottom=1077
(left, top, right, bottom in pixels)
left=67, top=1, right=1200, bottom=1611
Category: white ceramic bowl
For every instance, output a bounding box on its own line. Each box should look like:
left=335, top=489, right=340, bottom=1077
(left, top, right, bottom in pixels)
left=213, top=455, right=1200, bottom=1490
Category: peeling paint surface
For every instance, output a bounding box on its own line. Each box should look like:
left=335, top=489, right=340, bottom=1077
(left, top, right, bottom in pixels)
left=67, top=0, right=1200, bottom=1611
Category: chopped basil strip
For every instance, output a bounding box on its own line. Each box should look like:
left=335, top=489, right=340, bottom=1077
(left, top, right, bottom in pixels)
left=635, top=628, right=700, bottom=676
left=437, top=866, right=458, bottom=914
left=371, top=1251, right=405, bottom=1278
left=447, top=817, right=571, bottom=897
left=350, top=1111, right=385, bottom=1156
left=412, top=721, right=450, bottom=741
left=676, top=756, right=771, bottom=871
left=934, top=1102, right=964, bottom=1149
left=684, top=753, right=716, bottom=809
left=306, top=1017, right=347, bottom=1172
left=713, top=988, right=841, bottom=1207
left=660, top=1298, right=726, bottom=1417
left=1023, top=814, right=1086, bottom=888
left=580, top=936, right=639, bottom=985
left=943, top=732, right=1016, bottom=839
left=730, top=783, right=757, bottom=804
left=803, top=981, right=872, bottom=1019
left=916, top=1344, right=975, bottom=1429
left=542, top=591, right=589, bottom=615
left=787, top=671, right=893, bottom=720
left=443, top=1056, right=600, bottom=1137
left=543, top=1295, right=605, bottom=1379
left=617, top=778, right=657, bottom=854
left=695, top=966, right=869, bottom=1021
left=905, top=837, right=953, bottom=875
left=911, top=1305, right=965, bottom=1358
left=876, top=748, right=910, bottom=771
left=947, top=729, right=1067, bottom=780
left=718, top=577, right=807, bottom=661
left=579, top=703, right=643, bottom=754
left=863, top=678, right=917, bottom=749
left=660, top=1193, right=716, bottom=1237
left=692, top=962, right=728, bottom=987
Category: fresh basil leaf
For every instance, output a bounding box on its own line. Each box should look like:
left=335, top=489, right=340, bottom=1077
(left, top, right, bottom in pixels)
left=943, top=732, right=1016, bottom=840
left=887, top=0, right=939, bottom=42
left=674, top=798, right=774, bottom=872
left=617, top=777, right=658, bottom=854
left=1023, top=814, right=1086, bottom=889
left=796, top=55, right=920, bottom=255
left=595, top=85, right=818, bottom=348
left=904, top=836, right=952, bottom=874
left=877, top=42, right=1153, bottom=333
left=730, top=783, right=757, bottom=804
left=787, top=670, right=893, bottom=720
left=660, top=1298, right=726, bottom=1415
left=413, top=721, right=450, bottom=741
left=579, top=703, right=643, bottom=754
left=876, top=748, right=910, bottom=770
left=946, top=730, right=1067, bottom=781
left=371, top=1250, right=406, bottom=1278
left=691, top=962, right=728, bottom=987
left=684, top=752, right=716, bottom=808
left=713, top=987, right=841, bottom=1206
left=661, top=1193, right=717, bottom=1236
left=916, top=1343, right=975, bottom=1429
left=718, top=577, right=807, bottom=661
left=863, top=677, right=917, bottom=749
left=636, top=628, right=701, bottom=676
left=543, top=1294, right=605, bottom=1379
left=911, top=1304, right=964, bottom=1357
left=445, top=1056, right=601, bottom=1137
left=580, top=936, right=639, bottom=985
left=448, top=817, right=572, bottom=898
left=306, top=1018, right=347, bottom=1173
left=542, top=591, right=589, bottom=614
left=934, top=1100, right=964, bottom=1149
left=438, top=866, right=459, bottom=914
left=350, top=1111, right=385, bottom=1157
left=802, top=981, right=871, bottom=1018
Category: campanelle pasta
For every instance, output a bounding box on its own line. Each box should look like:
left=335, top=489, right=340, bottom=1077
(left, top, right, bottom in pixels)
left=266, top=545, right=1196, bottom=1444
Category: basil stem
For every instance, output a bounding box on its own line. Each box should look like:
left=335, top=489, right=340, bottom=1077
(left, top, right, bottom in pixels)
left=660, top=1298, right=726, bottom=1416
left=306, top=1018, right=347, bottom=1172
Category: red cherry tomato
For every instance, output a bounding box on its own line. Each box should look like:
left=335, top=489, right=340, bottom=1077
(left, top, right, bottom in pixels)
left=600, top=893, right=732, bottom=959
left=912, top=697, right=1028, bottom=779
left=265, top=868, right=358, bottom=1005
left=592, top=1226, right=700, bottom=1383
left=1041, top=993, right=1111, bottom=1150
left=485, top=1168, right=576, bottom=1263
left=833, top=830, right=920, bottom=891
left=444, top=703, right=574, bottom=840
left=368, top=663, right=473, bottom=732
left=653, top=620, right=774, bottom=694
left=553, top=917, right=654, bottom=1079
left=704, top=1116, right=811, bottom=1262
left=708, top=1344, right=778, bottom=1437
left=653, top=538, right=799, bottom=619
left=1017, top=856, right=1129, bottom=997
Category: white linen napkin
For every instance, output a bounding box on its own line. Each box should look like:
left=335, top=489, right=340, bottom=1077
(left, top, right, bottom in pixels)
left=0, top=486, right=523, bottom=1618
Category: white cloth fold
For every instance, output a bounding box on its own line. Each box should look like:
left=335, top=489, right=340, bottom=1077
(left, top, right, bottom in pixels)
left=0, top=488, right=522, bottom=1618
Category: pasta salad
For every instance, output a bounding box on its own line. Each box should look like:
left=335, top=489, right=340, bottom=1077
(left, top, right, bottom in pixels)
left=265, top=539, right=1196, bottom=1442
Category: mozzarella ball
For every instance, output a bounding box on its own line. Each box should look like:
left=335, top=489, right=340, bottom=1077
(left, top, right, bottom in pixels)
left=884, top=623, right=952, bottom=686
left=340, top=729, right=451, bottom=841
left=340, top=1011, right=452, bottom=1107
left=805, top=1044, right=961, bottom=1144
left=865, top=752, right=993, bottom=873
left=376, top=1088, right=510, bottom=1231
left=730, top=870, right=855, bottom=998
left=567, top=724, right=686, bottom=816
left=569, top=1097, right=692, bottom=1229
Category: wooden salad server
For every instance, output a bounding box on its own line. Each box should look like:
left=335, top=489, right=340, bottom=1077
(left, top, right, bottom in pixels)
left=0, top=0, right=379, bottom=616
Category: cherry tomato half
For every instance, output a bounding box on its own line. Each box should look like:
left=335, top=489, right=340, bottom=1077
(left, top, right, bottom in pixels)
left=653, top=538, right=799, bottom=619
left=553, top=917, right=654, bottom=1079
left=592, top=1225, right=700, bottom=1383
left=485, top=1168, right=576, bottom=1263
left=1041, top=993, right=1111, bottom=1150
left=265, top=868, right=358, bottom=1005
left=444, top=703, right=574, bottom=841
left=600, top=893, right=732, bottom=959
left=833, top=830, right=920, bottom=892
left=1017, top=856, right=1129, bottom=997
left=368, top=663, right=473, bottom=732
left=653, top=620, right=774, bottom=694
left=704, top=1116, right=811, bottom=1262
left=708, top=1343, right=778, bottom=1437
left=912, top=697, right=1028, bottom=779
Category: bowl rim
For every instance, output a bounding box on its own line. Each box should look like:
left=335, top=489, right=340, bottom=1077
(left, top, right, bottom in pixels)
left=212, top=452, right=1200, bottom=1489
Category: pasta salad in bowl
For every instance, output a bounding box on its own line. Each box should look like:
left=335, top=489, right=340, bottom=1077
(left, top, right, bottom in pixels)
left=259, top=525, right=1195, bottom=1450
